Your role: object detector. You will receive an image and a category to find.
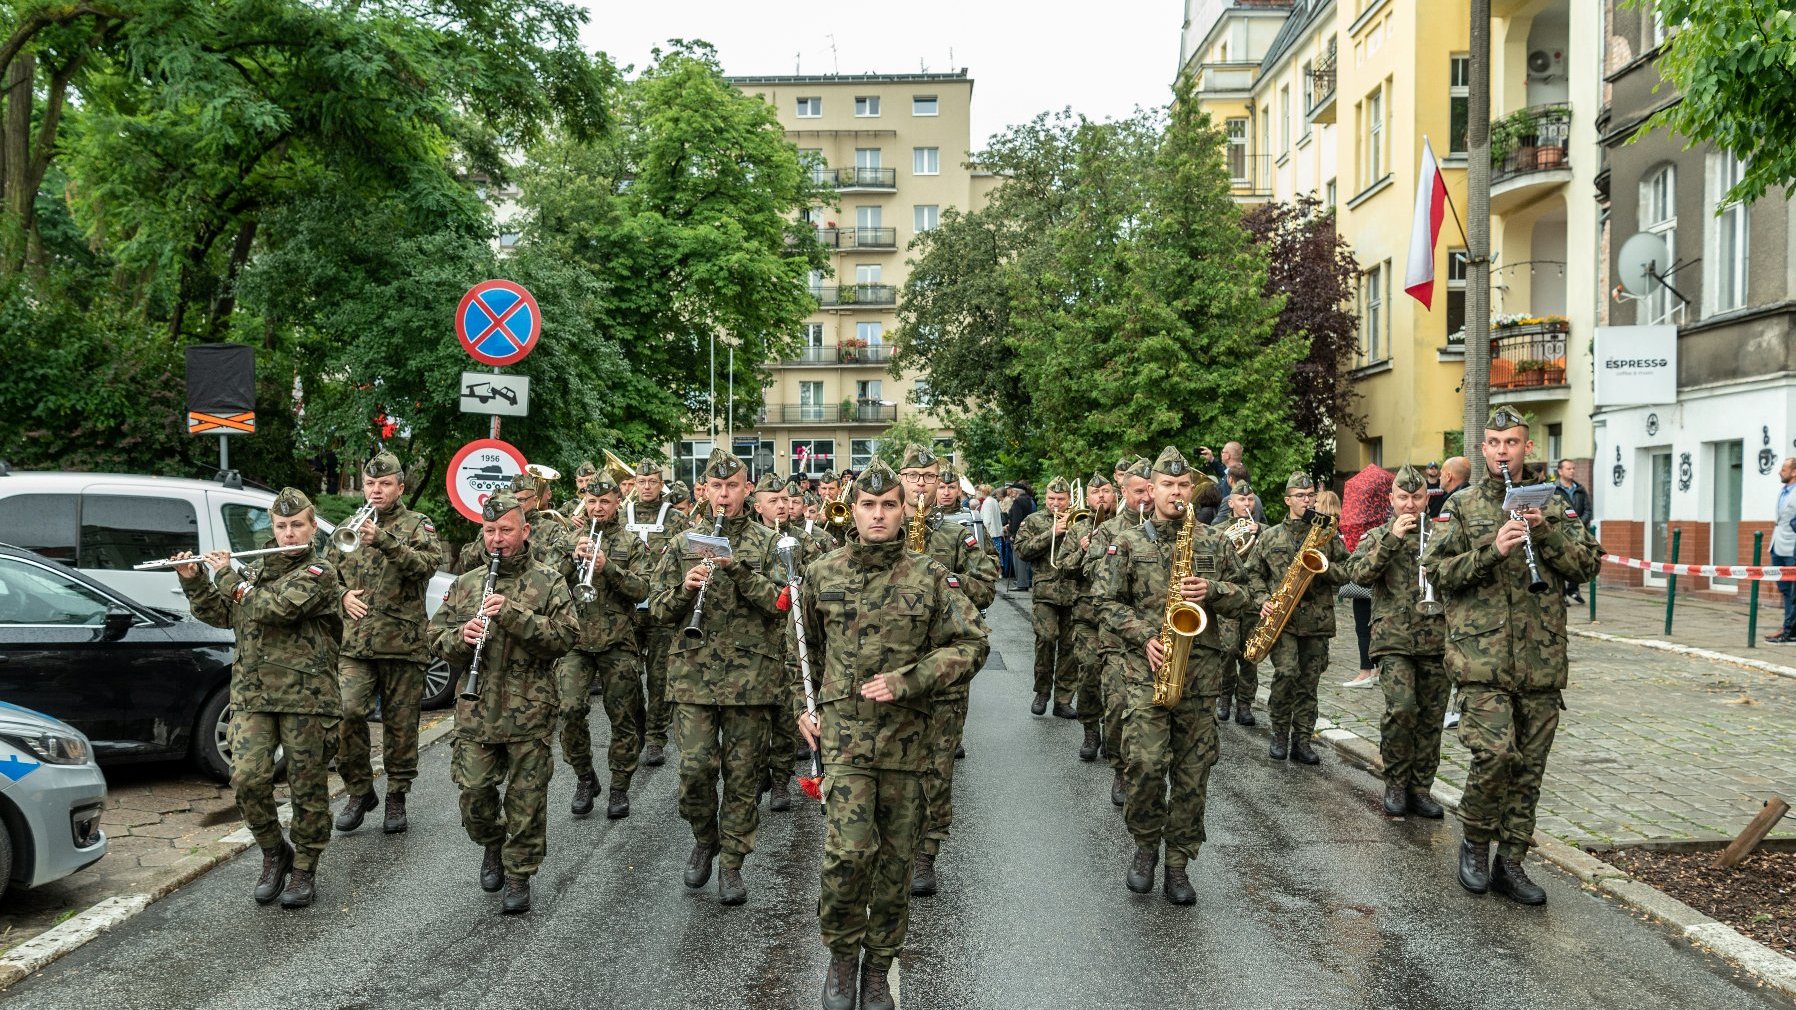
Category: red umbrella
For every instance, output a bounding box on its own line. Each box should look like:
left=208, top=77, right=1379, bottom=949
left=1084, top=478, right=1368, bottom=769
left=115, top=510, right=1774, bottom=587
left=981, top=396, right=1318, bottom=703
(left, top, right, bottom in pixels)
left=1340, top=464, right=1394, bottom=552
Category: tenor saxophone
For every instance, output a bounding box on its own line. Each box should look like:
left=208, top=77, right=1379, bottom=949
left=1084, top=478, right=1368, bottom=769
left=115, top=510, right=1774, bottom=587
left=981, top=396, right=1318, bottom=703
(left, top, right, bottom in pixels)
left=906, top=493, right=930, bottom=552
left=1153, top=504, right=1209, bottom=709
left=1242, top=511, right=1333, bottom=664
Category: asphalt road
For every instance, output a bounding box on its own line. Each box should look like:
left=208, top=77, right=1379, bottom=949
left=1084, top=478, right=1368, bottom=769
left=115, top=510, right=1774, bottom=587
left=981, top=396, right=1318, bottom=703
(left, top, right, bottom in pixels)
left=6, top=591, right=1783, bottom=1010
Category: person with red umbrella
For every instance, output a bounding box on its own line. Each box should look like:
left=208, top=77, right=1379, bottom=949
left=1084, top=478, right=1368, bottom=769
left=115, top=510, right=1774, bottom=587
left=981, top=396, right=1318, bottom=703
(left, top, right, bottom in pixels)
left=1339, top=465, right=1395, bottom=688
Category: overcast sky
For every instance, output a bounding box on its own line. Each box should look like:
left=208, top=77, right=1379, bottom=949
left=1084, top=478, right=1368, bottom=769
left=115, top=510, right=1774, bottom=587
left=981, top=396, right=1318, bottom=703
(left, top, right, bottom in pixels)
left=578, top=1, right=1182, bottom=149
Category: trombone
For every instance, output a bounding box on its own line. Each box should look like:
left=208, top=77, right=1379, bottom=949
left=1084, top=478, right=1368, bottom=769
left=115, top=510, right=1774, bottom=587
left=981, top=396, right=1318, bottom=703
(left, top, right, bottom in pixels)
left=133, top=544, right=309, bottom=571
left=1050, top=479, right=1089, bottom=569
left=331, top=502, right=377, bottom=552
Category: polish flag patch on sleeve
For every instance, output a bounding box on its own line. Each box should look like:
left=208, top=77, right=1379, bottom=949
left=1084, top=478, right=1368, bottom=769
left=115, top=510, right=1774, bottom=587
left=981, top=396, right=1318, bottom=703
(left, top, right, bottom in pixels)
left=946, top=575, right=961, bottom=589
left=1106, top=544, right=1118, bottom=556
left=422, top=520, right=436, bottom=533
left=306, top=564, right=325, bottom=576
left=1564, top=510, right=1578, bottom=519
left=964, top=534, right=977, bottom=549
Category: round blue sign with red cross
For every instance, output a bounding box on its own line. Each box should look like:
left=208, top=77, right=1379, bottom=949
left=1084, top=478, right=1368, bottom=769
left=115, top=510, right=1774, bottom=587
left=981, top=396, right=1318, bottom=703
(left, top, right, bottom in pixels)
left=455, top=280, right=541, bottom=366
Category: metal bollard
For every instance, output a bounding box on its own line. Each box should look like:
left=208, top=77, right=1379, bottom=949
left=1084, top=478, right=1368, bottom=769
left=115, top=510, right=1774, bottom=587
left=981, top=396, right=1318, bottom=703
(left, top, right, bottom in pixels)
left=1748, top=531, right=1764, bottom=649
left=1664, top=528, right=1682, bottom=636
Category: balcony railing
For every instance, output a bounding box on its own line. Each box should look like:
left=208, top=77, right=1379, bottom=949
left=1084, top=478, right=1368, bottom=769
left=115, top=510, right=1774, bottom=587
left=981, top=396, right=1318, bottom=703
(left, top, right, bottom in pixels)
left=812, top=284, right=897, bottom=308
left=1490, top=319, right=1569, bottom=389
left=1307, top=52, right=1337, bottom=119
left=1491, top=103, right=1571, bottom=187
left=829, top=167, right=898, bottom=190
left=1228, top=154, right=1272, bottom=199
left=817, top=227, right=898, bottom=251
left=782, top=344, right=894, bottom=365
left=761, top=401, right=899, bottom=424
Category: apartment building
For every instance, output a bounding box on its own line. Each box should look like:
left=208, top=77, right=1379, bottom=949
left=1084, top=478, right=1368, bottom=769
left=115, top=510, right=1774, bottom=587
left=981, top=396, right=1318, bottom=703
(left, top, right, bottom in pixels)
left=666, top=72, right=982, bottom=487
left=1177, top=0, right=1298, bottom=204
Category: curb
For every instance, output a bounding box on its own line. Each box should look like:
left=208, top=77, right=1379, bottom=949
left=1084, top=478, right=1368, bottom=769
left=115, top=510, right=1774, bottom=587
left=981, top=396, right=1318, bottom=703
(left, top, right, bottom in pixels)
left=1569, top=628, right=1796, bottom=682
left=0, top=714, right=460, bottom=993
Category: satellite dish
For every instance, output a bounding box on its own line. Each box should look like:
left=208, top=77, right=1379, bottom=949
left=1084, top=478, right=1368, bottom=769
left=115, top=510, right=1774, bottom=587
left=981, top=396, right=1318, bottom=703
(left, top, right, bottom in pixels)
left=1617, top=232, right=1669, bottom=297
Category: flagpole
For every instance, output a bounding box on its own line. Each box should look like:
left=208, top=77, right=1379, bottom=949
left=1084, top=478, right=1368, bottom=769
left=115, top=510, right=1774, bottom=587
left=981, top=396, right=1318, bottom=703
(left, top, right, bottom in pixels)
left=1439, top=181, right=1471, bottom=251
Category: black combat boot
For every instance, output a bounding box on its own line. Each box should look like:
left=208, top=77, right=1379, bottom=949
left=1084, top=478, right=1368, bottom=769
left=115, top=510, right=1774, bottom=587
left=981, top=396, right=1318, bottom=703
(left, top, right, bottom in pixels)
left=1291, top=735, right=1320, bottom=765
left=683, top=842, right=719, bottom=888
left=955, top=742, right=966, bottom=759
left=718, top=865, right=747, bottom=906
left=1030, top=692, right=1049, bottom=716
left=822, top=956, right=858, bottom=1010
left=642, top=743, right=667, bottom=767
left=1491, top=856, right=1548, bottom=905
left=480, top=845, right=504, bottom=892
left=334, top=792, right=378, bottom=832
left=501, top=875, right=531, bottom=914
left=1078, top=726, right=1100, bottom=762
left=1234, top=701, right=1256, bottom=727
left=571, top=774, right=597, bottom=817
left=1126, top=847, right=1158, bottom=894
left=1110, top=770, right=1126, bottom=807
left=1162, top=863, right=1196, bottom=906
left=1407, top=789, right=1444, bottom=819
left=606, top=787, right=630, bottom=820
left=1052, top=701, right=1077, bottom=720
left=769, top=776, right=792, bottom=812
left=1383, top=781, right=1407, bottom=817
left=1215, top=696, right=1230, bottom=722
left=911, top=852, right=937, bottom=896
left=279, top=867, right=316, bottom=909
left=253, top=842, right=293, bottom=905
left=1458, top=839, right=1491, bottom=894
left=382, top=793, right=408, bottom=834
left=1268, top=729, right=1290, bottom=761
left=861, top=959, right=896, bottom=1010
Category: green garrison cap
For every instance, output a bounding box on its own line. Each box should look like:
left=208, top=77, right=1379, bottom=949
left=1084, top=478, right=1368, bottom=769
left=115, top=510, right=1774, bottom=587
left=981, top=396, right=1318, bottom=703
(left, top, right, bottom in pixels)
left=1487, top=403, right=1528, bottom=431
left=854, top=458, right=901, bottom=496
left=634, top=458, right=661, bottom=477
left=271, top=487, right=313, bottom=517
left=669, top=480, right=691, bottom=502
left=753, top=472, right=785, bottom=494
left=1152, top=446, right=1190, bottom=477
left=1114, top=457, right=1134, bottom=474
left=898, top=443, right=939, bottom=471
left=574, top=460, right=598, bottom=479
left=481, top=491, right=522, bottom=522
left=585, top=472, right=620, bottom=497
left=1088, top=472, right=1113, bottom=489
left=363, top=452, right=403, bottom=480
left=1126, top=457, right=1153, bottom=480
left=1230, top=480, right=1253, bottom=497
left=939, top=467, right=960, bottom=486
left=1393, top=463, right=1428, bottom=493
left=1284, top=471, right=1316, bottom=492
left=1045, top=475, right=1071, bottom=494
left=705, top=447, right=745, bottom=480
left=782, top=480, right=805, bottom=499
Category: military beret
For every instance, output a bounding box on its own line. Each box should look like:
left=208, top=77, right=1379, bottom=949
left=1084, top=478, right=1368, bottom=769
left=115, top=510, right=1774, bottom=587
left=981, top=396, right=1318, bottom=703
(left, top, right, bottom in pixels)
left=853, top=458, right=901, bottom=496
left=705, top=446, right=745, bottom=480
left=1486, top=403, right=1528, bottom=431
left=585, top=472, right=620, bottom=497
left=634, top=458, right=660, bottom=477
left=574, top=461, right=598, bottom=479
left=363, top=451, right=403, bottom=480
left=482, top=491, right=522, bottom=522
left=1088, top=472, right=1112, bottom=489
left=782, top=480, right=805, bottom=499
left=1285, top=471, right=1316, bottom=491
left=898, top=443, right=939, bottom=472
left=1393, top=463, right=1428, bottom=493
left=1152, top=446, right=1190, bottom=477
left=1045, top=476, right=1071, bottom=494
left=753, top=472, right=785, bottom=494
left=271, top=487, right=313, bottom=517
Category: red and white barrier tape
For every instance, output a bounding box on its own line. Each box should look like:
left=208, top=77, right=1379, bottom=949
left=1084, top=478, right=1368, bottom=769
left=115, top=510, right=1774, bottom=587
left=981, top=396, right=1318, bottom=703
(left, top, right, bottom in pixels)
left=1601, top=554, right=1794, bottom=581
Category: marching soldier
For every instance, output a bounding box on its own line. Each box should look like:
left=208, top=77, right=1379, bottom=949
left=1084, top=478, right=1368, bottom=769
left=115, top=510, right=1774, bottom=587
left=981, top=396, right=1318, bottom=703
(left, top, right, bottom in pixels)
left=1086, top=457, right=1152, bottom=806
left=1425, top=405, right=1601, bottom=905
left=428, top=492, right=578, bottom=915
left=558, top=470, right=651, bottom=819
left=751, top=472, right=805, bottom=812
left=1211, top=483, right=1263, bottom=726
left=452, top=472, right=571, bottom=576
left=1096, top=447, right=1256, bottom=905
left=624, top=459, right=690, bottom=767
left=648, top=448, right=788, bottom=906
left=176, top=488, right=341, bottom=909
left=669, top=480, right=695, bottom=518
left=1013, top=476, right=1080, bottom=717
left=562, top=461, right=597, bottom=517
left=785, top=479, right=836, bottom=558
left=1056, top=472, right=1116, bottom=763
left=330, top=452, right=443, bottom=836
left=1246, top=473, right=1349, bottom=765
left=1343, top=463, right=1450, bottom=819
left=796, top=459, right=988, bottom=1010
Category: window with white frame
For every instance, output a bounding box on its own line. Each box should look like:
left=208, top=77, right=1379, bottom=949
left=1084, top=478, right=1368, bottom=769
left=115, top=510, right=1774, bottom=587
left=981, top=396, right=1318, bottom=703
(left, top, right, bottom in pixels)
left=1367, top=86, right=1385, bottom=183
left=800, top=322, right=825, bottom=362
left=912, top=96, right=938, bottom=116
left=856, top=321, right=883, bottom=346
left=913, top=147, right=940, bottom=175
left=1226, top=119, right=1248, bottom=181
left=1360, top=261, right=1390, bottom=363
left=855, top=264, right=882, bottom=285
left=1301, top=61, right=1313, bottom=122
left=912, top=381, right=933, bottom=406
left=914, top=204, right=939, bottom=232
left=850, top=438, right=879, bottom=469
left=1710, top=152, right=1749, bottom=313
left=1446, top=248, right=1468, bottom=339
left=1280, top=84, right=1291, bottom=153
left=1449, top=55, right=1470, bottom=155
left=855, top=148, right=882, bottom=169
left=798, top=381, right=825, bottom=421
left=1639, top=165, right=1677, bottom=323
left=1325, top=178, right=1337, bottom=207
left=791, top=439, right=835, bottom=473
left=676, top=440, right=714, bottom=488
left=854, top=95, right=881, bottom=117
left=797, top=97, right=821, bottom=118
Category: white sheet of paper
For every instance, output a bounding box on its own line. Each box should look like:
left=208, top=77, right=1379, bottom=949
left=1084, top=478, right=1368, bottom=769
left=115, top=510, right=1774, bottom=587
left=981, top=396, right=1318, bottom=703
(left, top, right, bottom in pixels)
left=1502, top=483, right=1556, bottom=512
left=683, top=531, right=734, bottom=559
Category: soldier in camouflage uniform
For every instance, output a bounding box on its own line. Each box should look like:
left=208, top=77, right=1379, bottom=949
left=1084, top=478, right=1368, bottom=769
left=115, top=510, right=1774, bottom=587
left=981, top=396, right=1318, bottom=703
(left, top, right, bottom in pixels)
left=561, top=460, right=597, bottom=518
left=1086, top=458, right=1153, bottom=806
left=1343, top=464, right=1449, bottom=819
left=558, top=471, right=651, bottom=820
left=796, top=459, right=988, bottom=1010
left=1211, top=483, right=1263, bottom=726
left=1425, top=405, right=1601, bottom=905
left=623, top=459, right=689, bottom=767
left=1245, top=472, right=1349, bottom=764
left=177, top=488, right=341, bottom=909
left=750, top=472, right=807, bottom=813
left=1097, top=448, right=1257, bottom=906
left=329, top=452, right=443, bottom=836
left=1013, top=476, right=1080, bottom=717
left=452, top=472, right=572, bottom=576
left=786, top=480, right=837, bottom=557
left=648, top=448, right=788, bottom=906
left=429, top=492, right=578, bottom=915
left=1055, top=472, right=1117, bottom=763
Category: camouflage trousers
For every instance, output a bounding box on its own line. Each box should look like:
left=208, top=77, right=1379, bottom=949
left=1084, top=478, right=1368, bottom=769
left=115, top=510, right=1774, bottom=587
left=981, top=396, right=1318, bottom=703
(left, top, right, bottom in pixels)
left=1267, top=633, right=1332, bottom=736
left=919, top=694, right=971, bottom=857
left=1222, top=621, right=1259, bottom=707
left=451, top=735, right=553, bottom=878
left=1120, top=677, right=1219, bottom=866
left=337, top=657, right=424, bottom=798
left=1457, top=688, right=1562, bottom=862
left=555, top=648, right=644, bottom=791
left=1099, top=651, right=1128, bottom=773
left=1378, top=653, right=1450, bottom=791
left=1070, top=618, right=1103, bottom=729
left=635, top=611, right=674, bottom=747
left=819, top=766, right=926, bottom=969
left=674, top=703, right=774, bottom=869
left=767, top=675, right=805, bottom=787
left=1031, top=600, right=1077, bottom=703
left=231, top=711, right=338, bottom=872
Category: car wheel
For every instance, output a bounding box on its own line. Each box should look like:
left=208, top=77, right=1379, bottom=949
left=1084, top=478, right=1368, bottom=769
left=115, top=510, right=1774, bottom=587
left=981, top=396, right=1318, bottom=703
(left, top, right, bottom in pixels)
left=422, top=659, right=456, bottom=710
left=0, top=818, right=12, bottom=903
left=194, top=689, right=286, bottom=783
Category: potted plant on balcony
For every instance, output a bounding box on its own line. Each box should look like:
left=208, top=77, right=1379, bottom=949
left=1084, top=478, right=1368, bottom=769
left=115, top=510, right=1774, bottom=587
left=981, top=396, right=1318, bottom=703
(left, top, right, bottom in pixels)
left=840, top=337, right=865, bottom=362
left=1544, top=356, right=1566, bottom=385
left=1513, top=358, right=1546, bottom=387
left=1490, top=107, right=1541, bottom=170
left=839, top=398, right=855, bottom=421
left=1536, top=144, right=1565, bottom=169
left=836, top=285, right=858, bottom=306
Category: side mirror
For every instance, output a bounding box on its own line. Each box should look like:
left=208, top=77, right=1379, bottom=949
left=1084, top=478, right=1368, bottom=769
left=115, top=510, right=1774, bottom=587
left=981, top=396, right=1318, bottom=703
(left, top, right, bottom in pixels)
left=101, top=606, right=134, bottom=642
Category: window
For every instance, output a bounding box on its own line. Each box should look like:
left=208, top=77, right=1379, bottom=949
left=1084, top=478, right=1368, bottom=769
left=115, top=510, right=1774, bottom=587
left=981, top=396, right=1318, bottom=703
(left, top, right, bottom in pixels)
left=0, top=493, right=77, bottom=563
left=855, top=148, right=882, bottom=169
left=912, top=381, right=933, bottom=406
left=1360, top=261, right=1390, bottom=363
left=856, top=379, right=883, bottom=403
left=1280, top=84, right=1291, bottom=153
left=856, top=321, right=884, bottom=346
left=855, top=205, right=883, bottom=245
left=913, top=147, right=940, bottom=175
left=0, top=558, right=112, bottom=626
left=81, top=494, right=199, bottom=571
left=914, top=204, right=939, bottom=232
left=850, top=439, right=879, bottom=469
left=855, top=263, right=882, bottom=285
left=798, top=323, right=826, bottom=363
left=498, top=232, right=521, bottom=250
left=799, top=148, right=828, bottom=184
left=1711, top=152, right=1749, bottom=313
left=1226, top=119, right=1248, bottom=181
left=1640, top=165, right=1677, bottom=323
left=1649, top=10, right=1666, bottom=49
left=791, top=439, right=835, bottom=475
left=854, top=96, right=881, bottom=117
left=798, top=381, right=825, bottom=421
left=1325, top=178, right=1337, bottom=207
left=1449, top=55, right=1470, bottom=155
left=1362, top=437, right=1384, bottom=468
left=676, top=440, right=714, bottom=488
left=912, top=96, right=938, bottom=116
left=797, top=97, right=821, bottom=118
left=1301, top=61, right=1314, bottom=121
left=1446, top=248, right=1468, bottom=339
left=221, top=503, right=273, bottom=554
left=1367, top=86, right=1385, bottom=182
left=1546, top=424, right=1564, bottom=464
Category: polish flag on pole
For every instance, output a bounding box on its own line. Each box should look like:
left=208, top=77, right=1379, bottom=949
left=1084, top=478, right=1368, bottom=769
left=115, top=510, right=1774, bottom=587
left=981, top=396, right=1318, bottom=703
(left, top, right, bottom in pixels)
left=1404, top=138, right=1448, bottom=308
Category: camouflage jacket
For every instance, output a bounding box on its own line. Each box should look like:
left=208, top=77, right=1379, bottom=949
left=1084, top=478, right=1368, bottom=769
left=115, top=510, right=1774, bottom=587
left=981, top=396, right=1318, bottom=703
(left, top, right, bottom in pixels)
left=624, top=499, right=692, bottom=569
left=922, top=509, right=998, bottom=612
left=1208, top=514, right=1262, bottom=647
left=1423, top=480, right=1603, bottom=692
left=182, top=547, right=342, bottom=715
left=1084, top=508, right=1149, bottom=656
left=1244, top=516, right=1350, bottom=638
left=568, top=513, right=650, bottom=654
left=648, top=511, right=787, bottom=706
left=1096, top=514, right=1256, bottom=693
left=800, top=539, right=989, bottom=772
left=1054, top=512, right=1111, bottom=625
left=1342, top=518, right=1445, bottom=659
left=429, top=551, right=578, bottom=742
left=1012, top=509, right=1078, bottom=605
left=454, top=515, right=571, bottom=579
left=327, top=504, right=442, bottom=661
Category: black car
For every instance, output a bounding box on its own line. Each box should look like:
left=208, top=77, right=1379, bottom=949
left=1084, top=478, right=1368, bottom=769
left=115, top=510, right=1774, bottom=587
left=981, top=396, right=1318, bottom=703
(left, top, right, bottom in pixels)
left=0, top=543, right=242, bottom=780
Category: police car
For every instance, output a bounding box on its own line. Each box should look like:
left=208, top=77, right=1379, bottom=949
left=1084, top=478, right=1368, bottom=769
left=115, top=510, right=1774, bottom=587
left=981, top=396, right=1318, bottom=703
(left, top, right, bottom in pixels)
left=0, top=702, right=106, bottom=900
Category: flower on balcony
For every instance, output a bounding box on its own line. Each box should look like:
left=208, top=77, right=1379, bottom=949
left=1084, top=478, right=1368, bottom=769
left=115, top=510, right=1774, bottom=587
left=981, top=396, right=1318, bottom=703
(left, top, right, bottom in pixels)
left=1492, top=313, right=1568, bottom=329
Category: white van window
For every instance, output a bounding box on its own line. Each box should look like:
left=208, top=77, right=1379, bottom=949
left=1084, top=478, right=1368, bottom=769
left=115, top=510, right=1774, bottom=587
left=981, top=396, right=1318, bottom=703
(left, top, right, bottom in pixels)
left=221, top=503, right=272, bottom=553
left=0, top=558, right=110, bottom=625
left=0, top=493, right=79, bottom=563
left=81, top=494, right=199, bottom=571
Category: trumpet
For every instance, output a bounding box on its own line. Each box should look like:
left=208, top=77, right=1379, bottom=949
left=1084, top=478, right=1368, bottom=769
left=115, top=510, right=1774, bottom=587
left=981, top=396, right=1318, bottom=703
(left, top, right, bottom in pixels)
left=460, top=550, right=503, bottom=701
left=1498, top=461, right=1551, bottom=594
left=573, top=517, right=601, bottom=604
left=1416, top=514, right=1444, bottom=615
left=681, top=513, right=726, bottom=642
left=133, top=544, right=309, bottom=570
left=331, top=502, right=377, bottom=552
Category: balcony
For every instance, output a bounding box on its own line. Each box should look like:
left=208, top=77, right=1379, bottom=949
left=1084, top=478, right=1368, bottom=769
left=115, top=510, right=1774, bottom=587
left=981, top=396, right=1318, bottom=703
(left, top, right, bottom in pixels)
left=827, top=167, right=898, bottom=192
left=1228, top=154, right=1272, bottom=203
left=1490, top=103, right=1571, bottom=212
left=1307, top=52, right=1337, bottom=124
left=1489, top=317, right=1571, bottom=402
left=781, top=343, right=894, bottom=366
left=812, top=284, right=897, bottom=310
left=817, top=227, right=898, bottom=252
left=760, top=400, right=899, bottom=425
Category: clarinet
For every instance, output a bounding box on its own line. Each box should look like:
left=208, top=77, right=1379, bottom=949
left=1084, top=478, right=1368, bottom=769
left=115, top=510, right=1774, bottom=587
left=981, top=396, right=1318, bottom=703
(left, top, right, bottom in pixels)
left=1498, top=462, right=1551, bottom=594
left=681, top=513, right=726, bottom=643
left=459, top=550, right=503, bottom=700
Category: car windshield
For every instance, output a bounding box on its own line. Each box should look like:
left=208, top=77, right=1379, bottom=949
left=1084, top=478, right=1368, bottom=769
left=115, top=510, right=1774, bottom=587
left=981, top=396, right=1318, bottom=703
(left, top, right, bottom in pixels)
left=0, top=558, right=112, bottom=626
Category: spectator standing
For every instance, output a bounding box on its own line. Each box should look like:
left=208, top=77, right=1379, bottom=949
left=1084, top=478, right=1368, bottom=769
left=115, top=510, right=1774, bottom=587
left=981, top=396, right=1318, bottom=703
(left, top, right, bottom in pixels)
left=1552, top=459, right=1594, bottom=605
left=1005, top=482, right=1036, bottom=590
left=1430, top=457, right=1470, bottom=519
left=1770, top=458, right=1796, bottom=644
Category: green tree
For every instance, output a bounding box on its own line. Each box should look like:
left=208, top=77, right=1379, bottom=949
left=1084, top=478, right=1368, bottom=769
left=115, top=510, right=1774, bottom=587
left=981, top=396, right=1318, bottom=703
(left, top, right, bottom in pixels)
left=872, top=415, right=944, bottom=472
